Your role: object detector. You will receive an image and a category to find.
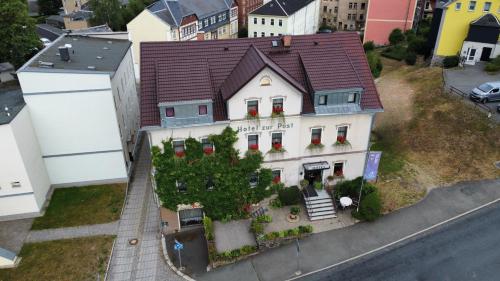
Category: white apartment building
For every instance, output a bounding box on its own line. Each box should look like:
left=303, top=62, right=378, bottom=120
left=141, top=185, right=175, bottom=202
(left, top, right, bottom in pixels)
left=17, top=35, right=139, bottom=188
left=140, top=34, right=383, bottom=222
left=248, top=0, right=320, bottom=37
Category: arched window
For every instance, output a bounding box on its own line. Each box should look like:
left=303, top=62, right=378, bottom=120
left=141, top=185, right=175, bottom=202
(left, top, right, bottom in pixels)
left=260, top=76, right=271, bottom=86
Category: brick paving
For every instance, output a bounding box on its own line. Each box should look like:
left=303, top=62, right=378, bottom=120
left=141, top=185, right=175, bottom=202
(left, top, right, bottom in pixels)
left=107, top=139, right=184, bottom=281
left=25, top=221, right=118, bottom=243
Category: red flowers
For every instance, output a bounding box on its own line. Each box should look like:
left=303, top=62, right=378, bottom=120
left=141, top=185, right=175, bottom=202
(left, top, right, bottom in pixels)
left=175, top=151, right=185, bottom=158
left=273, top=143, right=282, bottom=150
left=334, top=170, right=343, bottom=177
left=272, top=106, right=283, bottom=114
left=203, top=147, right=214, bottom=155
left=336, top=135, right=346, bottom=144
left=311, top=138, right=321, bottom=145
left=249, top=144, right=259, bottom=150
left=248, top=109, right=258, bottom=117
left=272, top=176, right=281, bottom=184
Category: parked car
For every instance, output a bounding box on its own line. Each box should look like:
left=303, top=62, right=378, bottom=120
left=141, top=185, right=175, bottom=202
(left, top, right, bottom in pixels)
left=470, top=81, right=500, bottom=103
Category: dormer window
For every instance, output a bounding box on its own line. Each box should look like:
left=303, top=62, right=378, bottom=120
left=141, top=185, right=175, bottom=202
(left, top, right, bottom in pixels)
left=348, top=93, right=356, bottom=103
left=319, top=95, right=327, bottom=105
left=199, top=105, right=208, bottom=115
left=166, top=107, right=175, bottom=117
left=260, top=76, right=271, bottom=86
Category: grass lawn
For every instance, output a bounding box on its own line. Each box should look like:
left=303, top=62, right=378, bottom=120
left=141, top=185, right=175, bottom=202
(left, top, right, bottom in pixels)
left=31, top=184, right=126, bottom=230
left=0, top=236, right=114, bottom=281
left=373, top=63, right=500, bottom=212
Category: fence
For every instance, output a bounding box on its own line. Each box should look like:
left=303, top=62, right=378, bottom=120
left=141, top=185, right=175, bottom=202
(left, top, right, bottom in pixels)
left=448, top=86, right=492, bottom=116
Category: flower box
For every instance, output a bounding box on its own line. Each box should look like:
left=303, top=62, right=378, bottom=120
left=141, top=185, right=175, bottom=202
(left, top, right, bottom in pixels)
left=247, top=109, right=259, bottom=119
left=175, top=151, right=185, bottom=158
left=249, top=144, right=259, bottom=151
left=272, top=176, right=281, bottom=184
left=334, top=136, right=350, bottom=146
left=269, top=143, right=285, bottom=153
left=307, top=138, right=324, bottom=149
left=203, top=147, right=214, bottom=155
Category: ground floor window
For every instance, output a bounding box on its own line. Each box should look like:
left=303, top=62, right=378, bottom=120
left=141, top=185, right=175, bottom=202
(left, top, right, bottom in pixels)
left=201, top=138, right=214, bottom=154
left=177, top=181, right=187, bottom=192
left=173, top=140, right=185, bottom=157
left=179, top=208, right=203, bottom=227
left=248, top=134, right=259, bottom=150
left=333, top=162, right=344, bottom=177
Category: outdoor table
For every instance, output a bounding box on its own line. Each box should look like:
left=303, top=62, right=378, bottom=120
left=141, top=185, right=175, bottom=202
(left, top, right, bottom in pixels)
left=339, top=196, right=353, bottom=209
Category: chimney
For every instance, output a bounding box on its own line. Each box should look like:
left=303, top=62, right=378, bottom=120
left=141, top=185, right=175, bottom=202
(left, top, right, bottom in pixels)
left=59, top=46, right=70, bottom=61
left=282, top=35, right=292, bottom=47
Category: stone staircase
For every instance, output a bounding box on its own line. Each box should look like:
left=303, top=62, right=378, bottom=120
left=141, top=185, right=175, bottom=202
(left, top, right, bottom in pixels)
left=303, top=190, right=336, bottom=221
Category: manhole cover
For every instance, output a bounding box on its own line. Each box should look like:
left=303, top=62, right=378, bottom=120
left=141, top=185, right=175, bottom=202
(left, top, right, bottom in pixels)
left=129, top=238, right=139, bottom=245
left=495, top=161, right=500, bottom=169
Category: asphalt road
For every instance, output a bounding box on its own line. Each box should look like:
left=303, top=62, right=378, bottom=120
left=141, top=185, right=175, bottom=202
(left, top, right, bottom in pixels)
left=300, top=201, right=500, bottom=281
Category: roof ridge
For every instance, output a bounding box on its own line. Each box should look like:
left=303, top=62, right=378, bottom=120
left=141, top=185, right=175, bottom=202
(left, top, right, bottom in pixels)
left=164, top=0, right=179, bottom=26
left=274, top=0, right=288, bottom=16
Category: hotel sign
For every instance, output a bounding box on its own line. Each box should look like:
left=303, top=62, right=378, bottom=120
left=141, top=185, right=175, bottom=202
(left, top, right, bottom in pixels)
left=236, top=122, right=294, bottom=133
left=303, top=161, right=330, bottom=171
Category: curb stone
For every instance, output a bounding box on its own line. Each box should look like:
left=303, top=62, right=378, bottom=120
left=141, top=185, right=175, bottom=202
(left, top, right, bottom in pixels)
left=161, top=233, right=196, bottom=281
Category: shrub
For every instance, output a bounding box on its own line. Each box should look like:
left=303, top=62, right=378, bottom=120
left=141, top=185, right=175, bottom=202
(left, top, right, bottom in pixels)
left=407, top=37, right=428, bottom=55
left=278, top=186, right=301, bottom=206
left=388, top=28, right=405, bottom=45
left=443, top=55, right=459, bottom=68
left=352, top=192, right=382, bottom=222
left=405, top=51, right=417, bottom=65
left=255, top=214, right=272, bottom=223
left=287, top=228, right=299, bottom=237
left=240, top=245, right=257, bottom=255
left=314, top=181, right=322, bottom=190
left=270, top=198, right=282, bottom=209
left=381, top=45, right=407, bottom=61
left=203, top=216, right=214, bottom=241
left=290, top=206, right=300, bottom=215
left=366, top=51, right=383, bottom=78
left=363, top=41, right=375, bottom=52
left=485, top=56, right=500, bottom=72
left=334, top=177, right=377, bottom=200
left=250, top=220, right=264, bottom=235
left=298, top=225, right=313, bottom=234
left=404, top=29, right=416, bottom=43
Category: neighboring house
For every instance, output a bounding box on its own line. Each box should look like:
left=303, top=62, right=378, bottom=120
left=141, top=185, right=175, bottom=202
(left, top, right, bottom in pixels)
left=46, top=14, right=66, bottom=29
left=235, top=0, right=263, bottom=27
left=320, top=0, right=368, bottom=31
left=36, top=24, right=65, bottom=42
left=16, top=35, right=139, bottom=187
left=127, top=0, right=238, bottom=77
left=364, top=0, right=418, bottom=45
left=0, top=89, right=51, bottom=219
left=429, top=0, right=500, bottom=65
left=0, top=63, right=15, bottom=84
left=63, top=2, right=93, bottom=30
left=140, top=33, right=383, bottom=224
left=248, top=0, right=320, bottom=37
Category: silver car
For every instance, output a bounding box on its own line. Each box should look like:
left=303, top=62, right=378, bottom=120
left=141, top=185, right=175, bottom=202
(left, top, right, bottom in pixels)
left=470, top=82, right=500, bottom=103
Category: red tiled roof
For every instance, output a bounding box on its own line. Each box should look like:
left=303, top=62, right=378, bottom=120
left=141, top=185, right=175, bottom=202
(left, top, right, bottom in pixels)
left=140, top=33, right=383, bottom=127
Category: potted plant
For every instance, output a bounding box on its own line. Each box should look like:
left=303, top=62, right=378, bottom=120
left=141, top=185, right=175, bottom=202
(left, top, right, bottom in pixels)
left=307, top=138, right=324, bottom=149
left=287, top=206, right=301, bottom=222
left=299, top=179, right=309, bottom=190
left=271, top=106, right=284, bottom=118
left=269, top=142, right=285, bottom=153
left=314, top=181, right=322, bottom=190
left=175, top=151, right=185, bottom=158
left=203, top=147, right=214, bottom=155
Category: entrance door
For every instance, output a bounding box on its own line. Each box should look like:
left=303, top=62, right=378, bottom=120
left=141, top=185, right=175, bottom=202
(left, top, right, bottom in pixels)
left=481, top=47, right=492, bottom=61
left=466, top=48, right=477, bottom=63
left=304, top=169, right=323, bottom=185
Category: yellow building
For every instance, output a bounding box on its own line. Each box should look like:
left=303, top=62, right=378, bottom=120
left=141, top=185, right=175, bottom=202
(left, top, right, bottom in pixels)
left=431, top=0, right=500, bottom=64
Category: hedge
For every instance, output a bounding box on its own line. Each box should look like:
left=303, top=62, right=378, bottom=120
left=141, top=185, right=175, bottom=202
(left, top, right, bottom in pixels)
left=485, top=56, right=500, bottom=72
left=443, top=56, right=459, bottom=68
left=381, top=45, right=407, bottom=61
left=278, top=186, right=301, bottom=206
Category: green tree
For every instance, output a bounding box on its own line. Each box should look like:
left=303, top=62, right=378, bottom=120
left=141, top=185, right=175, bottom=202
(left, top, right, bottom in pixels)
left=89, top=0, right=124, bottom=31
left=152, top=127, right=273, bottom=220
left=121, top=0, right=145, bottom=25
left=388, top=28, right=405, bottom=45
left=0, top=0, right=41, bottom=68
left=38, top=0, right=62, bottom=15
left=366, top=51, right=383, bottom=78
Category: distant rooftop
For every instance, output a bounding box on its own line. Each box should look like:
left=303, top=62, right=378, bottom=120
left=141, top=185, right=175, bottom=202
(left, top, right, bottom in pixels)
left=0, top=88, right=25, bottom=125
left=21, top=35, right=131, bottom=74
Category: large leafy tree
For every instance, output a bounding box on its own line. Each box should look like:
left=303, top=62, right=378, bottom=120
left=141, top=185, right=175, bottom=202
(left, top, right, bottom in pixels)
left=88, top=0, right=124, bottom=30
left=0, top=0, right=41, bottom=68
left=38, top=0, right=62, bottom=16
left=152, top=127, right=273, bottom=220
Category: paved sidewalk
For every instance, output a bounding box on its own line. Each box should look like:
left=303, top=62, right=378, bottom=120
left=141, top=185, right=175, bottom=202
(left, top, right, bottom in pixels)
left=199, top=179, right=500, bottom=281
left=106, top=138, right=183, bottom=281
left=25, top=221, right=118, bottom=242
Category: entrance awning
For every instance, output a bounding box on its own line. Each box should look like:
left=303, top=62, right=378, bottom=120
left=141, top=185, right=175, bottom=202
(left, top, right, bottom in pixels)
left=303, top=161, right=330, bottom=171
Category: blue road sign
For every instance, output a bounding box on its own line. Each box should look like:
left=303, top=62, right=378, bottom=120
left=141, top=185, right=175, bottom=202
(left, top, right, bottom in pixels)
left=174, top=240, right=184, bottom=251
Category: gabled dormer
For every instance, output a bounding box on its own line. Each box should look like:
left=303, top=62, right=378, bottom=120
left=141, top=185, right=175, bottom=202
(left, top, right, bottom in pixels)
left=313, top=88, right=364, bottom=114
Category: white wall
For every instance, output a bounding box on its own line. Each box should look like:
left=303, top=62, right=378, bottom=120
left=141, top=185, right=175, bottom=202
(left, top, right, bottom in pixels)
left=461, top=41, right=499, bottom=65
left=248, top=0, right=319, bottom=37
left=18, top=71, right=128, bottom=185
left=0, top=107, right=50, bottom=217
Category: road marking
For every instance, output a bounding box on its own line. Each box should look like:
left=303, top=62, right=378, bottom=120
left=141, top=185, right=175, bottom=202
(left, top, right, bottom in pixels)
left=286, top=197, right=500, bottom=281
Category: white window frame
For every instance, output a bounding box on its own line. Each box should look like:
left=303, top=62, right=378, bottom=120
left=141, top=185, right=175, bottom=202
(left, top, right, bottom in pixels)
left=455, top=2, right=462, bottom=10
left=468, top=0, right=476, bottom=11
left=347, top=92, right=356, bottom=103
left=271, top=169, right=283, bottom=182
left=483, top=1, right=491, bottom=12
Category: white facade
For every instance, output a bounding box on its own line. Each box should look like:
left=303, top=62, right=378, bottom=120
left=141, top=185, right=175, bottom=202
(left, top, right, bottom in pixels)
left=0, top=107, right=51, bottom=219
left=17, top=49, right=138, bottom=187
left=461, top=41, right=500, bottom=65
left=248, top=0, right=320, bottom=37
left=147, top=67, right=373, bottom=187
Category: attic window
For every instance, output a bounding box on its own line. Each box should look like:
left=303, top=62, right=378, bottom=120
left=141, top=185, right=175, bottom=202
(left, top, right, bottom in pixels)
left=260, top=76, right=271, bottom=86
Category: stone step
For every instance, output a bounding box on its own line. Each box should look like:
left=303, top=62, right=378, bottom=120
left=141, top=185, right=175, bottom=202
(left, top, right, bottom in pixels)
left=305, top=198, right=333, bottom=205
left=307, top=206, right=335, bottom=213
left=308, top=210, right=336, bottom=217
left=309, top=214, right=337, bottom=221
left=306, top=203, right=335, bottom=210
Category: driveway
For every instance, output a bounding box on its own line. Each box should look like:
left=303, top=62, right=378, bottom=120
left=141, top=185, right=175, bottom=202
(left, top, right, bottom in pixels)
left=444, top=63, right=500, bottom=122
left=302, top=200, right=500, bottom=281
left=165, top=227, right=209, bottom=278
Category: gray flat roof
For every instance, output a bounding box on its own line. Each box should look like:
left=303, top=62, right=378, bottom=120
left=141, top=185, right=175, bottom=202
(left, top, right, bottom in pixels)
left=22, top=35, right=131, bottom=74
left=0, top=88, right=25, bottom=125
